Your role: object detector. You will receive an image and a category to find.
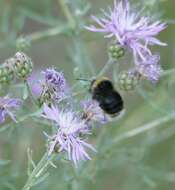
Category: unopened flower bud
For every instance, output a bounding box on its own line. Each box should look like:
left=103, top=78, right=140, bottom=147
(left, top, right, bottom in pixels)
left=14, top=52, right=33, bottom=79
left=108, top=43, right=125, bottom=59
left=118, top=71, right=141, bottom=91
left=16, top=37, right=31, bottom=51
left=0, top=59, right=15, bottom=84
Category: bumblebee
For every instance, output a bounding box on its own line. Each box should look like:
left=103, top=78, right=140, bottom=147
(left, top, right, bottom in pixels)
left=90, top=77, right=124, bottom=117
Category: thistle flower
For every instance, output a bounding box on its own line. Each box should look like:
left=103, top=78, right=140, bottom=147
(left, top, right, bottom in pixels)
left=43, top=68, right=66, bottom=90
left=42, top=104, right=96, bottom=165
left=81, top=99, right=108, bottom=124
left=86, top=0, right=167, bottom=62
left=0, top=97, right=22, bottom=124
left=136, top=54, right=162, bottom=83
left=42, top=68, right=69, bottom=103
left=38, top=69, right=69, bottom=105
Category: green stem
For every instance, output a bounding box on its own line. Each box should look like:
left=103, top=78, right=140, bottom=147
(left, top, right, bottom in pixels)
left=97, top=58, right=115, bottom=77
left=25, top=81, right=38, bottom=107
left=161, top=68, right=175, bottom=77
left=91, top=111, right=175, bottom=163
left=22, top=153, right=56, bottom=190
left=58, top=0, right=76, bottom=29
left=27, top=24, right=70, bottom=43
left=113, top=111, right=175, bottom=144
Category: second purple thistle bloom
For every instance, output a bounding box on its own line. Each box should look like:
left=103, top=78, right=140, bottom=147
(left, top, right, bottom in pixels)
left=42, top=104, right=96, bottom=165
left=0, top=97, right=22, bottom=124
left=86, top=0, right=167, bottom=62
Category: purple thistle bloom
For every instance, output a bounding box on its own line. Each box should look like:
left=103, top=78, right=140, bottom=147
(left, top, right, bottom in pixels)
left=136, top=54, right=162, bottom=83
left=81, top=99, right=109, bottom=124
left=41, top=68, right=70, bottom=102
left=42, top=104, right=96, bottom=165
left=0, top=97, right=22, bottom=124
left=86, top=0, right=167, bottom=62
left=43, top=68, right=66, bottom=90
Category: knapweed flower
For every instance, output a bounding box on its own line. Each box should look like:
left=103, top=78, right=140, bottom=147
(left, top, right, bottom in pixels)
left=41, top=68, right=69, bottom=103
left=0, top=97, right=22, bottom=124
left=136, top=54, right=162, bottom=83
left=44, top=68, right=66, bottom=90
left=38, top=68, right=70, bottom=105
left=86, top=0, right=167, bottom=62
left=81, top=99, right=108, bottom=124
left=42, top=104, right=96, bottom=165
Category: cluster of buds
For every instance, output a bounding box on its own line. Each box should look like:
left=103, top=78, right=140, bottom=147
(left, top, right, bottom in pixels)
left=118, top=70, right=141, bottom=91
left=0, top=52, right=33, bottom=85
left=13, top=52, right=33, bottom=79
left=0, top=59, right=15, bottom=84
left=108, top=43, right=125, bottom=60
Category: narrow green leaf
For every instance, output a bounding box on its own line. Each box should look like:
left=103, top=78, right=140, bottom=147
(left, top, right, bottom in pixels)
left=33, top=172, right=50, bottom=186
left=27, top=148, right=36, bottom=177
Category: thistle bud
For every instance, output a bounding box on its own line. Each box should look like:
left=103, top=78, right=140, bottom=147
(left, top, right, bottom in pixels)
left=0, top=59, right=15, bottom=84
left=16, top=37, right=31, bottom=51
left=108, top=43, right=125, bottom=59
left=13, top=52, right=33, bottom=79
left=118, top=71, right=141, bottom=91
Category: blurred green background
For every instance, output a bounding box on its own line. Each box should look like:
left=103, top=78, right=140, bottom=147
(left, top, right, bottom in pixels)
left=0, top=0, right=175, bottom=190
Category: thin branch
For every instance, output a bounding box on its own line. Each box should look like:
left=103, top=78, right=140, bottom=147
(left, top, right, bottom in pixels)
left=58, top=0, right=76, bottom=29
left=27, top=24, right=71, bottom=43
left=113, top=111, right=175, bottom=144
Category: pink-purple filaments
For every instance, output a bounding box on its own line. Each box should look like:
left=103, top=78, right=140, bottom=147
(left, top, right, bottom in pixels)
left=86, top=0, right=167, bottom=83
left=86, top=0, right=167, bottom=62
left=0, top=97, right=22, bottom=124
left=42, top=104, right=96, bottom=166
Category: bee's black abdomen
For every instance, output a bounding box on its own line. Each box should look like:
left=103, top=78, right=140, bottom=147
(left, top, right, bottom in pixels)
left=90, top=78, right=124, bottom=117
left=99, top=91, right=123, bottom=115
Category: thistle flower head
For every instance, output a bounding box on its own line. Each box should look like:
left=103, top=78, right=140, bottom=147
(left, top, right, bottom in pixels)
left=86, top=0, right=167, bottom=62
left=0, top=97, right=22, bottom=124
left=136, top=54, right=162, bottom=83
left=39, top=68, right=69, bottom=104
left=43, top=69, right=68, bottom=100
left=42, top=104, right=96, bottom=165
left=81, top=99, right=108, bottom=124
left=43, top=68, right=66, bottom=90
